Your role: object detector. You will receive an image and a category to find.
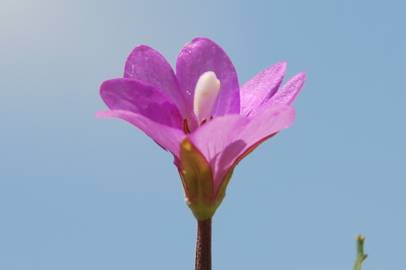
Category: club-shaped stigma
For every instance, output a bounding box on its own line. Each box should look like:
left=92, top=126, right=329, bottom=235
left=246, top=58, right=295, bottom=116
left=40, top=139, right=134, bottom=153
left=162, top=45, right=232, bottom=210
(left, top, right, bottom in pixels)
left=193, top=71, right=221, bottom=124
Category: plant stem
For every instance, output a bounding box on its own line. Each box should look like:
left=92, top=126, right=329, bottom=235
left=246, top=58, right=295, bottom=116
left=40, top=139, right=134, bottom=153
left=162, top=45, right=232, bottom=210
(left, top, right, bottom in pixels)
left=353, top=235, right=367, bottom=270
left=195, top=218, right=212, bottom=270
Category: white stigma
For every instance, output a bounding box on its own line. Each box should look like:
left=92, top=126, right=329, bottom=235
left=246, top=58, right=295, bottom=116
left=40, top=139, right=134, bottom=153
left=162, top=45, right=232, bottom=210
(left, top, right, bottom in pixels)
left=193, top=71, right=221, bottom=123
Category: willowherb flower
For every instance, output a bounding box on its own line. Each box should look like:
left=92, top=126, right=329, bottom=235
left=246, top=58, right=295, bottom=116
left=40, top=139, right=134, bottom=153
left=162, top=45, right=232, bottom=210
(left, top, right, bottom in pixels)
left=98, top=37, right=306, bottom=221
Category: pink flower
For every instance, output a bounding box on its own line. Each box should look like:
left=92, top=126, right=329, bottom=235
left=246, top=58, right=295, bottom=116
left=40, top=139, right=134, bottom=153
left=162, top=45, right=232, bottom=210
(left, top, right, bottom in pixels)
left=98, top=37, right=306, bottom=220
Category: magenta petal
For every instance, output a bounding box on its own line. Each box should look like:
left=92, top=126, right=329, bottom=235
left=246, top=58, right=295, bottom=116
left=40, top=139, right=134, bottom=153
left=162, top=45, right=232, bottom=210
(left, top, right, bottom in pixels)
left=238, top=104, right=296, bottom=149
left=189, top=115, right=249, bottom=164
left=220, top=105, right=295, bottom=190
left=240, top=62, right=287, bottom=116
left=97, top=110, right=185, bottom=158
left=100, top=78, right=183, bottom=128
left=190, top=105, right=295, bottom=191
left=176, top=38, right=240, bottom=119
left=269, top=72, right=306, bottom=105
left=124, top=45, right=187, bottom=115
left=189, top=115, right=249, bottom=190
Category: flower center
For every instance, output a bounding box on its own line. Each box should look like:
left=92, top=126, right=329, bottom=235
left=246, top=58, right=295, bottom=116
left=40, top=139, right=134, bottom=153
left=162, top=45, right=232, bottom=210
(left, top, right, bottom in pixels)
left=193, top=71, right=221, bottom=124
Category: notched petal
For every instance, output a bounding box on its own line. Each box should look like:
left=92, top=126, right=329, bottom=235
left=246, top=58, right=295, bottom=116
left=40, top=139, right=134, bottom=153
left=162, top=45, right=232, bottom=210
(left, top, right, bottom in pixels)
left=269, top=72, right=306, bottom=105
left=240, top=62, right=287, bottom=116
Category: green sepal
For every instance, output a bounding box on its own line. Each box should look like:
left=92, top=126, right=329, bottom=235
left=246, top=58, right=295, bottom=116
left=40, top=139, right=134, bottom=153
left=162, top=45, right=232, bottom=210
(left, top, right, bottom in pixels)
left=179, top=139, right=217, bottom=220
left=213, top=168, right=234, bottom=210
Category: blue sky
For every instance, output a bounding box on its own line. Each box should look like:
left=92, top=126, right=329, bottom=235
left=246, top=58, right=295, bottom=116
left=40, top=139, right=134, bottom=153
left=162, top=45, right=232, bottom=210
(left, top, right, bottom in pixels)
left=1, top=0, right=405, bottom=269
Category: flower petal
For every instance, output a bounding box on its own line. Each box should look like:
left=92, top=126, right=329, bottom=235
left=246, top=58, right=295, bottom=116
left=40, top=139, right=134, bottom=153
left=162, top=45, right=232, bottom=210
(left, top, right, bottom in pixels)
left=189, top=105, right=295, bottom=192
left=100, top=78, right=183, bottom=128
left=176, top=37, right=240, bottom=120
left=189, top=115, right=249, bottom=165
left=97, top=110, right=185, bottom=158
left=268, top=72, right=306, bottom=105
left=238, top=104, right=296, bottom=153
left=189, top=115, right=249, bottom=190
left=124, top=45, right=187, bottom=115
left=240, top=62, right=287, bottom=116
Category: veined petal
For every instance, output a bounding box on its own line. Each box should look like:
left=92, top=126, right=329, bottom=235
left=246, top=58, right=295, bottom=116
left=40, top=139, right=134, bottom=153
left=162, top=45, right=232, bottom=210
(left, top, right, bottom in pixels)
left=189, top=115, right=249, bottom=190
left=238, top=105, right=296, bottom=152
left=100, top=78, right=183, bottom=128
left=176, top=37, right=240, bottom=119
left=240, top=62, right=287, bottom=116
left=124, top=45, right=187, bottom=115
left=269, top=72, right=306, bottom=105
left=189, top=105, right=295, bottom=192
left=222, top=105, right=295, bottom=191
left=97, top=110, right=185, bottom=158
left=189, top=115, right=249, bottom=165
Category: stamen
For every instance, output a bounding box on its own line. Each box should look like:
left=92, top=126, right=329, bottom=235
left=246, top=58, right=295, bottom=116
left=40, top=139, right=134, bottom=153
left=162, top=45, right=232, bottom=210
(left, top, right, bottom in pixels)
left=183, top=119, right=191, bottom=134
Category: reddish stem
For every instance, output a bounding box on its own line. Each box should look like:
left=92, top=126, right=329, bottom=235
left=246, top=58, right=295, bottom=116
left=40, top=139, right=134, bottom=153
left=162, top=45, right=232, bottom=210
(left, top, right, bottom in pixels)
left=195, top=218, right=212, bottom=270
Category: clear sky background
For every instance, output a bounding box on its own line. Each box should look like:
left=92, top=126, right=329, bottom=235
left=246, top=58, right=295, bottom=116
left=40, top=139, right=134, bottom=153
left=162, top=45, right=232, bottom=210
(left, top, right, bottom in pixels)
left=1, top=0, right=405, bottom=269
